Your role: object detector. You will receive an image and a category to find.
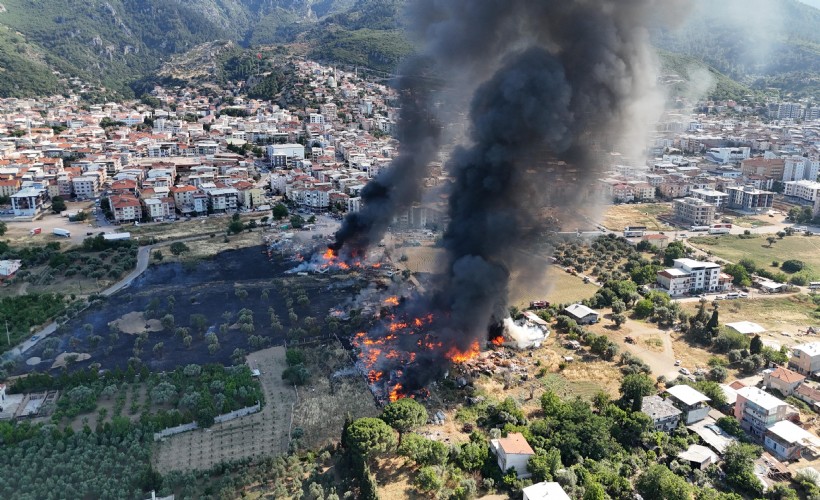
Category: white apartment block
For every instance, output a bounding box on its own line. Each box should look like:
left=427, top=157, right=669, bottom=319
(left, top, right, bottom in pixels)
left=784, top=180, right=820, bottom=202
left=783, top=156, right=820, bottom=183
left=657, top=258, right=721, bottom=296
left=71, top=176, right=100, bottom=199
left=690, top=188, right=729, bottom=208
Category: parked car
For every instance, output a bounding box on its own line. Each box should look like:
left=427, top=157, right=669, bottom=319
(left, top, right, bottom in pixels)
left=30, top=335, right=39, bottom=341
left=674, top=360, right=682, bottom=366
left=679, top=367, right=691, bottom=375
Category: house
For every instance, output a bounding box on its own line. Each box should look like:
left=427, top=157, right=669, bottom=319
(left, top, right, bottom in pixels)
left=666, top=385, right=711, bottom=424
left=673, top=197, right=715, bottom=226
left=734, top=386, right=790, bottom=439
left=640, top=233, right=669, bottom=249
left=789, top=342, right=820, bottom=376
left=109, top=194, right=142, bottom=224
left=678, top=444, right=720, bottom=470
left=795, top=384, right=820, bottom=410
left=490, top=432, right=535, bottom=478
left=764, top=420, right=820, bottom=461
left=763, top=367, right=806, bottom=397
left=641, top=395, right=682, bottom=432
left=562, top=304, right=599, bottom=325
left=657, top=258, right=722, bottom=296
left=522, top=482, right=571, bottom=500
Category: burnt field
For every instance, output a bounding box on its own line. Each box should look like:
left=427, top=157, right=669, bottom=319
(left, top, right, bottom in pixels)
left=14, top=245, right=368, bottom=376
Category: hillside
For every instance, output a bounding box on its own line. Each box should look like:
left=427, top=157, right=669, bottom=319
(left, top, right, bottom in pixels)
left=0, top=0, right=816, bottom=99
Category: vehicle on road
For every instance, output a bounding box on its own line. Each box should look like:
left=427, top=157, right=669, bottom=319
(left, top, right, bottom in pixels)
left=674, top=360, right=681, bottom=366
left=715, top=295, right=725, bottom=300
left=53, top=228, right=71, bottom=237
left=30, top=335, right=39, bottom=341
left=679, top=367, right=691, bottom=375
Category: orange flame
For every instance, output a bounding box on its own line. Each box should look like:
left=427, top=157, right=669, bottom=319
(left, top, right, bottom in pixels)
left=446, top=341, right=481, bottom=363
left=389, top=383, right=404, bottom=402
left=384, top=296, right=400, bottom=306
left=491, top=336, right=505, bottom=346
left=368, top=370, right=384, bottom=383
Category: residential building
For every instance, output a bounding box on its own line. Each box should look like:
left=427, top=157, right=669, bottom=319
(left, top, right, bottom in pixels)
left=142, top=197, right=174, bottom=221
left=783, top=156, right=819, bottom=183
left=71, top=176, right=100, bottom=199
left=562, top=304, right=599, bottom=325
left=109, top=193, right=142, bottom=223
left=678, top=444, right=719, bottom=470
left=784, top=180, right=820, bottom=203
left=10, top=187, right=46, bottom=216
left=764, top=420, right=820, bottom=461
left=789, top=342, right=820, bottom=376
left=665, top=385, right=711, bottom=424
left=741, top=158, right=785, bottom=180
left=795, top=384, right=820, bottom=410
left=725, top=185, right=774, bottom=211
left=490, top=432, right=535, bottom=478
left=641, top=395, right=682, bottom=432
left=763, top=367, right=806, bottom=397
left=170, top=185, right=198, bottom=214
left=657, top=258, right=721, bottom=295
left=673, top=197, right=715, bottom=226
left=0, top=178, right=20, bottom=198
left=204, top=187, right=239, bottom=213
left=522, top=482, right=571, bottom=500
left=690, top=188, right=729, bottom=208
left=734, top=386, right=790, bottom=439
left=267, top=143, right=305, bottom=167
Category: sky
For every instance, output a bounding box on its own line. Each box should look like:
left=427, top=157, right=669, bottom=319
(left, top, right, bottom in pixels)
left=797, top=0, right=820, bottom=9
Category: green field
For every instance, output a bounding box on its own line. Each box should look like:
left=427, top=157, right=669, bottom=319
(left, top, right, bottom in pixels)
left=690, top=234, right=820, bottom=280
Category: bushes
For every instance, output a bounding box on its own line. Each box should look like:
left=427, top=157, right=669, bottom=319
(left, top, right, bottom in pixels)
left=781, top=259, right=806, bottom=273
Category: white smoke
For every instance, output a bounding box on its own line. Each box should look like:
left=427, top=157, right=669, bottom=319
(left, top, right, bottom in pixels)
left=503, top=317, right=548, bottom=349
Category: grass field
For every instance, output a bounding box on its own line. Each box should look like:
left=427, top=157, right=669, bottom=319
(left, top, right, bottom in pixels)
left=730, top=216, right=773, bottom=228
left=690, top=234, right=820, bottom=280
left=510, top=265, right=599, bottom=307
left=601, top=203, right=675, bottom=231
left=682, top=295, right=820, bottom=335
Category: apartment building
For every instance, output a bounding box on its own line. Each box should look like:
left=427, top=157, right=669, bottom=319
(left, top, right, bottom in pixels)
left=673, top=197, right=716, bottom=226
left=657, top=258, right=721, bottom=296
left=741, top=158, right=785, bottom=180
left=641, top=395, right=682, bottom=432
left=789, top=342, right=820, bottom=376
left=690, top=188, right=729, bottom=208
left=784, top=180, right=820, bottom=203
left=71, top=175, right=100, bottom=199
left=110, top=193, right=142, bottom=223
left=734, top=386, right=789, bottom=439
left=783, top=156, right=819, bottom=183
left=725, top=185, right=774, bottom=211
left=204, top=187, right=239, bottom=213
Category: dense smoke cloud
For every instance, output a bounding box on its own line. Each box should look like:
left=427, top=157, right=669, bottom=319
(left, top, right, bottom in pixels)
left=335, top=0, right=677, bottom=391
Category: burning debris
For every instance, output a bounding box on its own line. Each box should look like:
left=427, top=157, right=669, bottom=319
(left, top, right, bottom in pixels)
left=327, top=0, right=674, bottom=400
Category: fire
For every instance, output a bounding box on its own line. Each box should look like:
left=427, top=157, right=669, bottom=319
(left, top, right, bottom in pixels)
left=491, top=336, right=505, bottom=346
left=368, top=370, right=384, bottom=383
left=389, top=383, right=404, bottom=402
left=446, top=341, right=481, bottom=364
left=384, top=296, right=400, bottom=306
left=323, top=248, right=336, bottom=260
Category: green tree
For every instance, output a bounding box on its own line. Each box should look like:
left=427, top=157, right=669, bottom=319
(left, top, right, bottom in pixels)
left=0, top=221, right=6, bottom=236
left=664, top=241, right=687, bottom=266
left=51, top=196, right=67, bottom=213
left=398, top=434, right=448, bottom=465
left=272, top=203, right=289, bottom=220
left=290, top=214, right=305, bottom=229
left=527, top=448, right=562, bottom=482
left=636, top=464, right=693, bottom=500
left=169, top=242, right=190, bottom=256
left=750, top=334, right=763, bottom=354
left=457, top=440, right=489, bottom=471
left=620, top=373, right=655, bottom=412
left=381, top=398, right=428, bottom=433
left=723, top=442, right=764, bottom=496
left=414, top=466, right=443, bottom=493
left=344, top=417, right=397, bottom=459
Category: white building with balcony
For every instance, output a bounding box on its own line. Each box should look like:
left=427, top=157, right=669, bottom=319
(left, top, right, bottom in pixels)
left=657, top=258, right=721, bottom=296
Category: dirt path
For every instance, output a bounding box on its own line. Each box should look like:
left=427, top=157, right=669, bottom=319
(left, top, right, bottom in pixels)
left=153, top=346, right=295, bottom=473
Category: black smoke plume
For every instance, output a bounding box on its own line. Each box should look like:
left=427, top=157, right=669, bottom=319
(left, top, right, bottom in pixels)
left=339, top=0, right=674, bottom=392
left=329, top=58, right=442, bottom=258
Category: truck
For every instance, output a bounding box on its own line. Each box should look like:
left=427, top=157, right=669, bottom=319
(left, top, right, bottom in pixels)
left=709, top=223, right=732, bottom=235
left=29, top=227, right=41, bottom=236
left=690, top=225, right=710, bottom=232
left=53, top=228, right=71, bottom=238
left=623, top=226, right=646, bottom=237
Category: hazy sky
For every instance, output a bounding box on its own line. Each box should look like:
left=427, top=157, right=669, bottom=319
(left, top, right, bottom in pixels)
left=797, top=0, right=820, bottom=9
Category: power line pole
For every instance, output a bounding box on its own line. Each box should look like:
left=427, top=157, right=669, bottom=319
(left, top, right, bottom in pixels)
left=5, top=320, right=10, bottom=346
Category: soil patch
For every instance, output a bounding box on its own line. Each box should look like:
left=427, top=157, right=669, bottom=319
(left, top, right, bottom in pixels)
left=51, top=352, right=91, bottom=369
left=110, top=311, right=163, bottom=335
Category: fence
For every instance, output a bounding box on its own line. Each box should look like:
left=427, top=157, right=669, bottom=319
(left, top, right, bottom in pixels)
left=213, top=402, right=261, bottom=424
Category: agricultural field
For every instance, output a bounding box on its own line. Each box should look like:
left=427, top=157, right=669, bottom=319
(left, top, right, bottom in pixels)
left=601, top=203, right=675, bottom=231
left=510, top=265, right=599, bottom=307
left=690, top=234, right=820, bottom=280
left=128, top=213, right=267, bottom=242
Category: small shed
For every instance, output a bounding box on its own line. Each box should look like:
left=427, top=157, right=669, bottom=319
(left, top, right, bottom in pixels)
left=679, top=444, right=720, bottom=469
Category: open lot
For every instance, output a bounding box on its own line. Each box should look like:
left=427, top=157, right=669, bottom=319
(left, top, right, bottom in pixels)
left=690, top=234, right=820, bottom=280
left=601, top=203, right=675, bottom=231
left=153, top=346, right=295, bottom=473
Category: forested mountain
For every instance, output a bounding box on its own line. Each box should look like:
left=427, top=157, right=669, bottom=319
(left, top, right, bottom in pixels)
left=0, top=0, right=816, bottom=99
